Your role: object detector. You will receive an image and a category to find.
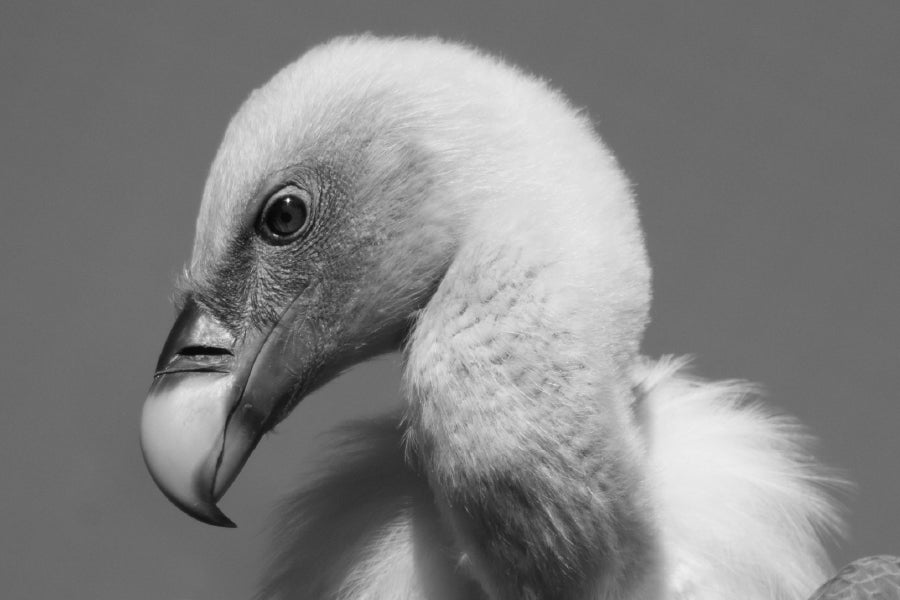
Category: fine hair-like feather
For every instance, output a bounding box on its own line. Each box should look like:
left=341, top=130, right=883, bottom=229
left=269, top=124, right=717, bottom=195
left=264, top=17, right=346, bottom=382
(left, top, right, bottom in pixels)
left=259, top=359, right=845, bottom=600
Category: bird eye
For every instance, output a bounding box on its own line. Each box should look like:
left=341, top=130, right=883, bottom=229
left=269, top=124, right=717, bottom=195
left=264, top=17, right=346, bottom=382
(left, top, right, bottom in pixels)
left=257, top=187, right=312, bottom=244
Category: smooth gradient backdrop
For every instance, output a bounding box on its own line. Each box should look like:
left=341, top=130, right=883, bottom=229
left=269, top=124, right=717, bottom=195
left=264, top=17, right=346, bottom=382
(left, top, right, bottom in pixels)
left=1, top=3, right=897, bottom=599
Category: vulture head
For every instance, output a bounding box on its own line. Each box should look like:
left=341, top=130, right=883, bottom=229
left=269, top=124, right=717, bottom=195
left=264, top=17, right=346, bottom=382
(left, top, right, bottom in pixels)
left=142, top=35, right=854, bottom=600
left=142, top=35, right=650, bottom=531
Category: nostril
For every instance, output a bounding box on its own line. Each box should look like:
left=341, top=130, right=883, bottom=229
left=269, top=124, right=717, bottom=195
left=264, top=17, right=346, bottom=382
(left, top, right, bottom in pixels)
left=178, top=345, right=233, bottom=357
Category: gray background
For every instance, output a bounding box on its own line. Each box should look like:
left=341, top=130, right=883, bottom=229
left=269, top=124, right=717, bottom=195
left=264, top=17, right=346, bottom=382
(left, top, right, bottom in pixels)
left=1, top=2, right=897, bottom=599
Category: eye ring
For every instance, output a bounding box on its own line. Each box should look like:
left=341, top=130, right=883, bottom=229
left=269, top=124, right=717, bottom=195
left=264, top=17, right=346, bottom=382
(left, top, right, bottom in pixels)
left=256, top=186, right=313, bottom=244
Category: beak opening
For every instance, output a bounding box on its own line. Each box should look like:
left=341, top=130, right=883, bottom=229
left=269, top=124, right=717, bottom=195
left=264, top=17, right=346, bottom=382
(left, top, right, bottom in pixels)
left=139, top=301, right=273, bottom=527
left=141, top=327, right=243, bottom=527
left=141, top=294, right=318, bottom=527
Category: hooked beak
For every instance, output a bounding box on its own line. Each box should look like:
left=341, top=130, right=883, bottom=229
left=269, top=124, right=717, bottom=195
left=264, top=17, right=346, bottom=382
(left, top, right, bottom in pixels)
left=140, top=299, right=312, bottom=527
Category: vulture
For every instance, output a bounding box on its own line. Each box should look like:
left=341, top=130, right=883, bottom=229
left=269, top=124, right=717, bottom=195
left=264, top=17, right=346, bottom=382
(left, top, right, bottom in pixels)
left=139, top=35, right=889, bottom=600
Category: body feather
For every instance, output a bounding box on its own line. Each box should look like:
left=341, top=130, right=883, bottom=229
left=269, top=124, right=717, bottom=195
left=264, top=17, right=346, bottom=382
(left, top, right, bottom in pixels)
left=260, top=359, right=844, bottom=600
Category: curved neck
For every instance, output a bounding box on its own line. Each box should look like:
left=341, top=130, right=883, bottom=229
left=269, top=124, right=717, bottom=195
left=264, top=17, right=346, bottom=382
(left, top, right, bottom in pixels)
left=403, top=232, right=658, bottom=599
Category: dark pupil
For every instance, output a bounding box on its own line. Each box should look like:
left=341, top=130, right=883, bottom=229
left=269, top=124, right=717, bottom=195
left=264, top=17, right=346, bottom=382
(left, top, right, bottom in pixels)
left=266, top=196, right=307, bottom=236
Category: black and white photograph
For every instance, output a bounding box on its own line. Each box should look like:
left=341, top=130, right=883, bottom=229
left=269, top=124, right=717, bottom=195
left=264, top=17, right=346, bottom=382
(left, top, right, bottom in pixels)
left=1, top=3, right=898, bottom=599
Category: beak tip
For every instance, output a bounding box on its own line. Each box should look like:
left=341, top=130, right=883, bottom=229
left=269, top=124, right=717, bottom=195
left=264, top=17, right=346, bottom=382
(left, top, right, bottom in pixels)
left=141, top=367, right=244, bottom=529
left=164, top=491, right=237, bottom=528
left=197, top=507, right=237, bottom=528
